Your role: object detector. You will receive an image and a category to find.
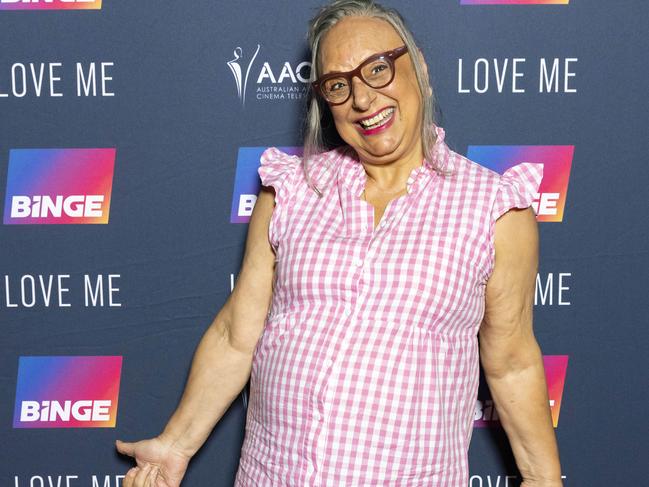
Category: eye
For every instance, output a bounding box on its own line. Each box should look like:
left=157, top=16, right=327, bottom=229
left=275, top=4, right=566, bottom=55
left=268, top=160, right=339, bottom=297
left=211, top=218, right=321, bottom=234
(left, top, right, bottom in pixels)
left=324, top=78, right=347, bottom=93
left=371, top=63, right=389, bottom=75
left=362, top=60, right=391, bottom=82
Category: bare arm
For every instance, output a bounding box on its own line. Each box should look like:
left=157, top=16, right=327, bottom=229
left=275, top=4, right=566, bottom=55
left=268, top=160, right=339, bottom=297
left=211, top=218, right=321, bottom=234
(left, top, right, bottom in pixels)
left=158, top=186, right=277, bottom=458
left=479, top=207, right=563, bottom=487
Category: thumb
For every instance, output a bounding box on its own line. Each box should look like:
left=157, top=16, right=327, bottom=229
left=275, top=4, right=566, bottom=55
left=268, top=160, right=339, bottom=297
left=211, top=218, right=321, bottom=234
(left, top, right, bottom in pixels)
left=115, top=439, right=136, bottom=457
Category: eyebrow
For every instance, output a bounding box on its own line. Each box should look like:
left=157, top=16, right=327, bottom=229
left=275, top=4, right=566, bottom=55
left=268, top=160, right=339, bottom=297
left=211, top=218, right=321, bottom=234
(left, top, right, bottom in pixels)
left=320, top=48, right=393, bottom=77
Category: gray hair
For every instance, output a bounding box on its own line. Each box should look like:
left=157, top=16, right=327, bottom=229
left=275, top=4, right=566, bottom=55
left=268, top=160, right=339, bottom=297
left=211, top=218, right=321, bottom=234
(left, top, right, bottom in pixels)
left=303, top=0, right=449, bottom=197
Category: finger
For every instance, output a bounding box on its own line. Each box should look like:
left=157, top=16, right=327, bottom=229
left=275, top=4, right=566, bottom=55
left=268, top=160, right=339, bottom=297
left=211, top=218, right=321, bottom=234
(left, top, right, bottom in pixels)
left=143, top=464, right=158, bottom=487
left=133, top=464, right=152, bottom=487
left=115, top=439, right=136, bottom=457
left=147, top=465, right=159, bottom=487
left=123, top=467, right=139, bottom=487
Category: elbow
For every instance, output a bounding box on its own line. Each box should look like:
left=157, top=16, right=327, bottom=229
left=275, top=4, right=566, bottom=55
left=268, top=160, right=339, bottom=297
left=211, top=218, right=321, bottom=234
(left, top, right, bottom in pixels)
left=479, top=337, right=543, bottom=380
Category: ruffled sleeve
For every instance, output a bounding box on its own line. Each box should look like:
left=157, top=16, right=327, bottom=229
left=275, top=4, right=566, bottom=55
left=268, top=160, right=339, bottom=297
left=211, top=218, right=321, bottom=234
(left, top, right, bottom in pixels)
left=491, top=162, right=544, bottom=222
left=258, top=147, right=302, bottom=250
left=486, top=162, right=544, bottom=278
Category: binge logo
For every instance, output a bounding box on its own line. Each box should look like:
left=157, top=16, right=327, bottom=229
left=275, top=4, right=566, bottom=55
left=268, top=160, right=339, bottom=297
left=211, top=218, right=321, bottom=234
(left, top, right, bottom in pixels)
left=0, top=0, right=102, bottom=10
left=13, top=356, right=122, bottom=428
left=475, top=355, right=569, bottom=428
left=461, top=1, right=569, bottom=5
left=467, top=145, right=573, bottom=222
left=231, top=146, right=302, bottom=223
left=3, top=148, right=115, bottom=224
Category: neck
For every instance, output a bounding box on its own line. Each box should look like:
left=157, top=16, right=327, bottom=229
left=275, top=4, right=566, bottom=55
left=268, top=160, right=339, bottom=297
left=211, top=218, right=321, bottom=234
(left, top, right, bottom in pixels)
left=360, top=145, right=425, bottom=192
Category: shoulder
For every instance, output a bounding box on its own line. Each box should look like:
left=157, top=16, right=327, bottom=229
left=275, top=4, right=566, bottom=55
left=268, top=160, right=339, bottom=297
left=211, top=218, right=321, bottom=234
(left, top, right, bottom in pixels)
left=451, top=150, right=501, bottom=185
left=435, top=148, right=502, bottom=205
left=443, top=150, right=543, bottom=215
left=258, top=145, right=353, bottom=202
left=299, top=145, right=356, bottom=192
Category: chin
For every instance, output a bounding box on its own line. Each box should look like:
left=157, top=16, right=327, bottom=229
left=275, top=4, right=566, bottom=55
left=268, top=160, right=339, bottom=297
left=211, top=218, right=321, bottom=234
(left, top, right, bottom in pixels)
left=365, top=136, right=403, bottom=157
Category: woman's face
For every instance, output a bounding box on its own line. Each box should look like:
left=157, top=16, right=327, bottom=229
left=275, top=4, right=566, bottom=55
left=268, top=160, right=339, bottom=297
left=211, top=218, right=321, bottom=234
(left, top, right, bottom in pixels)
left=318, top=16, right=424, bottom=166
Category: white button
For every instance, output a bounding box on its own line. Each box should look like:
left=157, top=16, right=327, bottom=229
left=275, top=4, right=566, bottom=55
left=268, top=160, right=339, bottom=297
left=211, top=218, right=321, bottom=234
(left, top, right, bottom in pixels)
left=307, top=464, right=315, bottom=474
left=344, top=307, right=352, bottom=316
left=354, top=258, right=363, bottom=267
left=324, top=359, right=333, bottom=368
left=314, top=411, right=321, bottom=421
left=380, top=220, right=387, bottom=228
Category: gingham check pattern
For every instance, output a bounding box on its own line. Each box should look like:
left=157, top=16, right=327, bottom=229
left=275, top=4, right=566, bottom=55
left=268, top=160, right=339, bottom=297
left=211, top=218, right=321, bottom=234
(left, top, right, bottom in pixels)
left=234, top=125, right=543, bottom=486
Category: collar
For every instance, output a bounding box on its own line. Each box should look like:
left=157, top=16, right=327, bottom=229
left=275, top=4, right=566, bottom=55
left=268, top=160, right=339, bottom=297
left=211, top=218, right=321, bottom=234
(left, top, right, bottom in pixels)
left=337, top=124, right=450, bottom=197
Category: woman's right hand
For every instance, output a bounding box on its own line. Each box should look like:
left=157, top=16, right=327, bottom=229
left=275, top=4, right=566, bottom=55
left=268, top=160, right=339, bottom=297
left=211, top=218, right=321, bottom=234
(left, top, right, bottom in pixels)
left=116, top=436, right=191, bottom=487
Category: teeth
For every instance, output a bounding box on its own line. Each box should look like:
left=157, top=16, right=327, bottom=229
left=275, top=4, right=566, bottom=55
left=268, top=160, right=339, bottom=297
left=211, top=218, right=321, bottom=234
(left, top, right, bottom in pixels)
left=359, top=108, right=394, bottom=129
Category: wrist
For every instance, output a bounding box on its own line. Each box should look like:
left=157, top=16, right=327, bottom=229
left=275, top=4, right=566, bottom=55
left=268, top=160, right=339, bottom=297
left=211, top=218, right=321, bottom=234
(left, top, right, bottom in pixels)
left=522, top=478, right=563, bottom=487
left=158, top=427, right=197, bottom=460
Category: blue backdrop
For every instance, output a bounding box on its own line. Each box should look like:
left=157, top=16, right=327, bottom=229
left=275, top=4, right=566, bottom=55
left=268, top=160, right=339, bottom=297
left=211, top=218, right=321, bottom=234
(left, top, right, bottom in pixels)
left=1, top=1, right=647, bottom=485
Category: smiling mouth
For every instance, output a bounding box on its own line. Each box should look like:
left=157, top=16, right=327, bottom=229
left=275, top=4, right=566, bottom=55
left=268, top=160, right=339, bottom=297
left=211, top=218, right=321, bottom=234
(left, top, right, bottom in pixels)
left=357, top=107, right=395, bottom=130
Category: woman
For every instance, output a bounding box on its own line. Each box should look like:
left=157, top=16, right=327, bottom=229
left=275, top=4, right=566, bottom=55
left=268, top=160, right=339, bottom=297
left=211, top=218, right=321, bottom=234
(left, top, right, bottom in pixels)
left=116, top=1, right=563, bottom=486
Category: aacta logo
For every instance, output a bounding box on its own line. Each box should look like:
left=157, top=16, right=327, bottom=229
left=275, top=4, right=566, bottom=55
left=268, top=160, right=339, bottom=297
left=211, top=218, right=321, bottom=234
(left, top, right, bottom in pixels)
left=13, top=356, right=122, bottom=428
left=467, top=145, right=574, bottom=223
left=3, top=148, right=115, bottom=224
left=227, top=45, right=261, bottom=107
left=0, top=0, right=102, bottom=10
left=227, top=44, right=311, bottom=106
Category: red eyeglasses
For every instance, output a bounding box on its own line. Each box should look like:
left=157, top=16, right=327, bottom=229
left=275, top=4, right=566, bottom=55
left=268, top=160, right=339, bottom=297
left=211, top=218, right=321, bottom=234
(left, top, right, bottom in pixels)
left=311, top=45, right=409, bottom=105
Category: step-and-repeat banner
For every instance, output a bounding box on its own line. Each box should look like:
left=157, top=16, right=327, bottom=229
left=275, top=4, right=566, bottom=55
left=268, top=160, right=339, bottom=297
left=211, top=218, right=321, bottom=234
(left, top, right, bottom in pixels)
left=1, top=1, right=646, bottom=485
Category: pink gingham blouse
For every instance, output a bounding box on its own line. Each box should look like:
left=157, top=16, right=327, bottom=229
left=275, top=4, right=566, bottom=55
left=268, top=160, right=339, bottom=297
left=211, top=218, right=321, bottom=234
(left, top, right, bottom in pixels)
left=235, top=125, right=543, bottom=486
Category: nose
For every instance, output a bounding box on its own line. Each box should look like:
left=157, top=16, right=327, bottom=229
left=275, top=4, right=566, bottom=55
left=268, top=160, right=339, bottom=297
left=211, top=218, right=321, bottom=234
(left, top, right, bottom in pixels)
left=350, top=76, right=376, bottom=111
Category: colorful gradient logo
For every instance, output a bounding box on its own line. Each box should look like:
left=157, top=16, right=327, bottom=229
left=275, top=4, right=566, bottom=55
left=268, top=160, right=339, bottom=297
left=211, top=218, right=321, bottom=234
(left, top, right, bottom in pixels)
left=3, top=148, right=115, bottom=224
left=467, top=145, right=573, bottom=222
left=0, top=0, right=102, bottom=10
left=13, top=356, right=122, bottom=428
left=461, top=1, right=569, bottom=5
left=475, top=355, right=569, bottom=428
left=230, top=146, right=302, bottom=223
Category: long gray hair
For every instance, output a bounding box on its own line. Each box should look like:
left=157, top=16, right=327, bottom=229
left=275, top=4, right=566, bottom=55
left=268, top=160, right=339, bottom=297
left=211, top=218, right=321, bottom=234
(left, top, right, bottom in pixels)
left=303, top=0, right=448, bottom=197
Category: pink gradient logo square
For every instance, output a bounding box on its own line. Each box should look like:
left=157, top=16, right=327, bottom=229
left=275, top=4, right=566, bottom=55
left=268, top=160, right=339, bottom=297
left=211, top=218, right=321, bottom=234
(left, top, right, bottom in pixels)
left=0, top=0, right=102, bottom=10
left=467, top=145, right=574, bottom=222
left=475, top=355, right=569, bottom=428
left=3, top=148, right=115, bottom=224
left=461, top=1, right=569, bottom=5
left=13, top=356, right=122, bottom=428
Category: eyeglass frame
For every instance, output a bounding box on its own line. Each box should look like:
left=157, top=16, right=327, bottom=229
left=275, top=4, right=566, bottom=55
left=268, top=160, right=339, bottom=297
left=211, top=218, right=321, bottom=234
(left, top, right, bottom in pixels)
left=311, top=45, right=409, bottom=106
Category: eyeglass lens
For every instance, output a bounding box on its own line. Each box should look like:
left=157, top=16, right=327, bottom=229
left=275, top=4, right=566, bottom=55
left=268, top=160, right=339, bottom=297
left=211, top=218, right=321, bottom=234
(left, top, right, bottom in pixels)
left=322, top=57, right=393, bottom=103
